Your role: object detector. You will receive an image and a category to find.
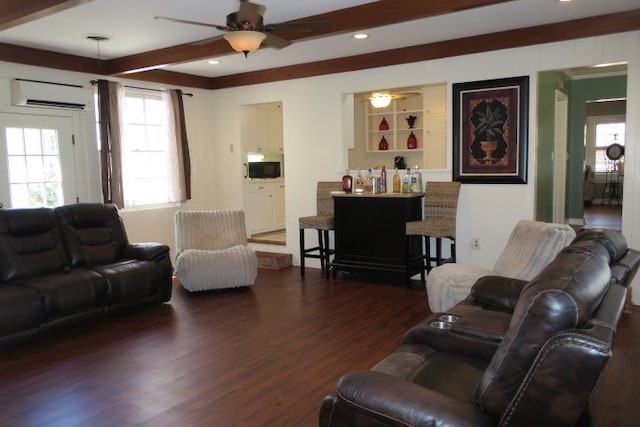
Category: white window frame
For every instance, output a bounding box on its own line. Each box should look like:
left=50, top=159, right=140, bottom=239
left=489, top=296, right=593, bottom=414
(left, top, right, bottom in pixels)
left=584, top=115, right=625, bottom=181
left=122, top=87, right=175, bottom=210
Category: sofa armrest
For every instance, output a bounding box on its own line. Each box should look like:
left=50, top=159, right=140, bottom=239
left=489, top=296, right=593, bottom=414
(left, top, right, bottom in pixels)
left=470, top=275, right=529, bottom=311
left=320, top=371, right=494, bottom=427
left=121, top=243, right=170, bottom=262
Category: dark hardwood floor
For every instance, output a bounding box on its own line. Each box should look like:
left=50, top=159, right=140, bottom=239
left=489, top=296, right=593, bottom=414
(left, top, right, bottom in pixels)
left=0, top=267, right=637, bottom=426
left=584, top=204, right=622, bottom=230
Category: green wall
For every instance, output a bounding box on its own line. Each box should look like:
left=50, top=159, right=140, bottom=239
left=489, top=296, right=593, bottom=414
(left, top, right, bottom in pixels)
left=567, top=75, right=627, bottom=219
left=536, top=71, right=569, bottom=222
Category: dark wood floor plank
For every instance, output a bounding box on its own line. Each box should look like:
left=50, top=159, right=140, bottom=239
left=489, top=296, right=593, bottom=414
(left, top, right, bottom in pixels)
left=0, top=267, right=636, bottom=426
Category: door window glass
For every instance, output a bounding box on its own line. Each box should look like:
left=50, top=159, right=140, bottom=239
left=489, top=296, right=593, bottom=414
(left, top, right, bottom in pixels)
left=4, top=126, right=63, bottom=207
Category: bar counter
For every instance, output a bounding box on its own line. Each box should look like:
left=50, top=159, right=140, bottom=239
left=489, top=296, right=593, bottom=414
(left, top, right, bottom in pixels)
left=331, top=192, right=424, bottom=280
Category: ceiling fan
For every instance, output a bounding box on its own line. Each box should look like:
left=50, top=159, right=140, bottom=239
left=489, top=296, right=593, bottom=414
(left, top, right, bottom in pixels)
left=155, top=0, right=331, bottom=57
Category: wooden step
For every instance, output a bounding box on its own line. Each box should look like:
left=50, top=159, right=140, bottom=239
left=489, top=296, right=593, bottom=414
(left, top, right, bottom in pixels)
left=256, top=251, right=292, bottom=270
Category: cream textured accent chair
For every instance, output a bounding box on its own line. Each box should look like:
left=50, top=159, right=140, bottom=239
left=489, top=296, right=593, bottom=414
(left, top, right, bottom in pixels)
left=426, top=219, right=576, bottom=312
left=174, top=209, right=257, bottom=292
left=299, top=181, right=343, bottom=278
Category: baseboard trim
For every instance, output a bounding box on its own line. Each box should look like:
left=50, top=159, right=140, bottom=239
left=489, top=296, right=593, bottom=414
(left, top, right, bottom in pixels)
left=568, top=217, right=585, bottom=226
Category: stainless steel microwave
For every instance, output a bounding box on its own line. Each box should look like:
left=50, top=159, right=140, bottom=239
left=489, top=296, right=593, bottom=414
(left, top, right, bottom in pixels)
left=246, top=161, right=282, bottom=179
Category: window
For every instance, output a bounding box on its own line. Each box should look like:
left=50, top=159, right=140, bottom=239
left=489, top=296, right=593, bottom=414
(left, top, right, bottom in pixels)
left=586, top=116, right=625, bottom=174
left=4, top=127, right=64, bottom=207
left=122, top=89, right=172, bottom=208
left=95, top=82, right=189, bottom=209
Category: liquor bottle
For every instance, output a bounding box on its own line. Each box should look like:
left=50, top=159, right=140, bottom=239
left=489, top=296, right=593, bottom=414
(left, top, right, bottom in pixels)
left=364, top=169, right=373, bottom=193
left=380, top=166, right=387, bottom=193
left=392, top=169, right=401, bottom=193
left=413, top=166, right=423, bottom=192
left=342, top=169, right=353, bottom=193
left=354, top=170, right=364, bottom=193
left=402, top=168, right=412, bottom=193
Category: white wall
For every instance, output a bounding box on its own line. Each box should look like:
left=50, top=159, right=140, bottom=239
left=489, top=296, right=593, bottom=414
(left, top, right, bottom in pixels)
left=205, top=31, right=640, bottom=301
left=1, top=30, right=639, bottom=301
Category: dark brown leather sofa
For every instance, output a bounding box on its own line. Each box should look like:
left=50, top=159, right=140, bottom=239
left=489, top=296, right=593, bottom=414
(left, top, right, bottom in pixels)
left=0, top=203, right=172, bottom=348
left=319, top=229, right=640, bottom=426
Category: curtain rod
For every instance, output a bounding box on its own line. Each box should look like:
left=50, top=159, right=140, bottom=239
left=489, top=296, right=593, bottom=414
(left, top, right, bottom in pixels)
left=89, top=80, right=193, bottom=97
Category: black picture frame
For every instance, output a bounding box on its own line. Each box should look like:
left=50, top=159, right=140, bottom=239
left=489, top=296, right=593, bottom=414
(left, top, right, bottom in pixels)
left=452, top=76, right=529, bottom=184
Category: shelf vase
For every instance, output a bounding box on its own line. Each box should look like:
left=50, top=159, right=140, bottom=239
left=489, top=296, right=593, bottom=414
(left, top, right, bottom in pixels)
left=407, top=131, right=418, bottom=149
left=378, top=136, right=389, bottom=151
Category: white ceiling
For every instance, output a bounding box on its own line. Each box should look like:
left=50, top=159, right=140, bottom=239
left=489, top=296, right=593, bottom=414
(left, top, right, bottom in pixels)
left=1, top=0, right=638, bottom=78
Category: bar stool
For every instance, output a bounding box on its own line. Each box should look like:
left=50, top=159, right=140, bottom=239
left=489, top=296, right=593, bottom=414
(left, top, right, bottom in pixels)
left=405, top=181, right=461, bottom=285
left=299, top=181, right=343, bottom=278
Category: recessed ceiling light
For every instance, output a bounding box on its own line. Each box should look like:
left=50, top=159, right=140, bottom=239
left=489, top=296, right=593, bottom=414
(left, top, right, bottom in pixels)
left=208, top=60, right=221, bottom=65
left=556, top=0, right=572, bottom=2
left=353, top=33, right=368, bottom=40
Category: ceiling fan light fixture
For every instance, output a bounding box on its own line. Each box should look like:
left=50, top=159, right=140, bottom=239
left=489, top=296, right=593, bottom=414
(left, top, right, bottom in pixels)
left=370, top=93, right=392, bottom=108
left=223, top=30, right=267, bottom=57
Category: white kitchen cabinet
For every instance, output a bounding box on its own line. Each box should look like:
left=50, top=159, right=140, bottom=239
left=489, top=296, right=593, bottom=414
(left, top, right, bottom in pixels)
left=272, top=185, right=285, bottom=228
left=244, top=181, right=285, bottom=236
left=244, top=102, right=283, bottom=154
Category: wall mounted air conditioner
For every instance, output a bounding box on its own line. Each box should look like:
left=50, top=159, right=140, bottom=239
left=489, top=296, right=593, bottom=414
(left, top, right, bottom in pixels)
left=11, top=79, right=93, bottom=110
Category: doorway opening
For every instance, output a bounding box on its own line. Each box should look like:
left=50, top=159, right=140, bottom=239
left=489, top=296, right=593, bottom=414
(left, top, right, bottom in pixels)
left=535, top=64, right=627, bottom=231
left=240, top=101, right=286, bottom=246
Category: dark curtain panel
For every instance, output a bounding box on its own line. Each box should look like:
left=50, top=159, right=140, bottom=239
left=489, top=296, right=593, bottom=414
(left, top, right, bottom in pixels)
left=169, top=89, right=192, bottom=201
left=97, top=79, right=124, bottom=208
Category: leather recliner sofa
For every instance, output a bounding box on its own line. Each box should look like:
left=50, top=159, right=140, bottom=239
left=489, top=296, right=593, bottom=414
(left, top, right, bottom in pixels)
left=0, top=203, right=173, bottom=348
left=319, top=229, right=640, bottom=426
left=402, top=228, right=640, bottom=363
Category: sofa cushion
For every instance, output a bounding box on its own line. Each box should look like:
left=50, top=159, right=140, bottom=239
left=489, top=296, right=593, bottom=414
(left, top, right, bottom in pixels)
left=470, top=275, right=529, bottom=311
left=15, top=270, right=108, bottom=318
left=175, top=245, right=258, bottom=291
left=0, top=208, right=68, bottom=283
left=0, top=285, right=44, bottom=337
left=571, top=228, right=628, bottom=264
left=93, top=260, right=160, bottom=304
left=55, top=204, right=128, bottom=267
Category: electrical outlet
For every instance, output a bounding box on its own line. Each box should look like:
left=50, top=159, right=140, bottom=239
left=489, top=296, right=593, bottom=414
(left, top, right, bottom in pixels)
left=471, top=238, right=480, bottom=249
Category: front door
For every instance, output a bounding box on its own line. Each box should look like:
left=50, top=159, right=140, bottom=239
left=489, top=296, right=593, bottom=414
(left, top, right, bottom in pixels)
left=0, top=112, right=76, bottom=208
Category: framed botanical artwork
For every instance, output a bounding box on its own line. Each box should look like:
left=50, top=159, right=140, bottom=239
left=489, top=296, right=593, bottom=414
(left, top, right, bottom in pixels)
left=452, top=76, right=529, bottom=184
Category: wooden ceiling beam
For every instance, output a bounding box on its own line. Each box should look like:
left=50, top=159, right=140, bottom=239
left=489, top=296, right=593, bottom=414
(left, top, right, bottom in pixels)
left=105, top=0, right=513, bottom=75
left=0, top=0, right=94, bottom=31
left=0, top=42, right=214, bottom=89
left=0, top=41, right=103, bottom=74
left=208, top=9, right=640, bottom=90
left=116, top=69, right=213, bottom=90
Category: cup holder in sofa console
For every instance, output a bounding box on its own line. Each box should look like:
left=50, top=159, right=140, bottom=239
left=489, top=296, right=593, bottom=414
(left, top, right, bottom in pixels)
left=438, top=314, right=460, bottom=323
left=430, top=321, right=452, bottom=330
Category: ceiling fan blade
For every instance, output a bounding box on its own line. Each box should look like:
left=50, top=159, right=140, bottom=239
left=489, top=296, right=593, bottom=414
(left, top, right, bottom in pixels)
left=238, top=1, right=266, bottom=25
left=188, top=35, right=225, bottom=46
left=262, top=33, right=291, bottom=49
left=266, top=21, right=332, bottom=33
left=154, top=16, right=229, bottom=32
